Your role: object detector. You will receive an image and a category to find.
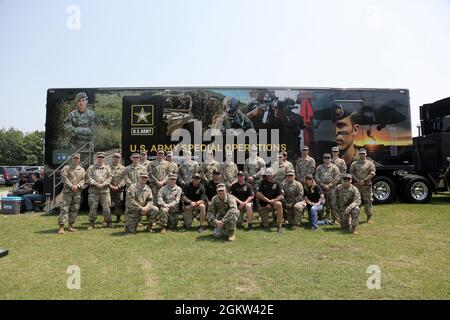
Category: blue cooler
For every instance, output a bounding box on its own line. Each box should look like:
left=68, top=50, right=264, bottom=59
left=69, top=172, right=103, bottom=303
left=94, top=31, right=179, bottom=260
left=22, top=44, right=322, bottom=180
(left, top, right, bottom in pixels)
left=1, top=196, right=22, bottom=214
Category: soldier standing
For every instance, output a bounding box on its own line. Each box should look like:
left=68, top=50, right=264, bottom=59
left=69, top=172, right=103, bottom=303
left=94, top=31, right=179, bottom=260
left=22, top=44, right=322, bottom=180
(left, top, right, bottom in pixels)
left=166, top=151, right=179, bottom=175
left=148, top=150, right=170, bottom=201
left=331, top=146, right=347, bottom=177
left=139, top=150, right=151, bottom=168
left=295, top=146, right=316, bottom=184
left=57, top=153, right=85, bottom=234
left=157, top=173, right=182, bottom=233
left=86, top=152, right=113, bottom=229
left=220, top=151, right=238, bottom=190
left=349, top=148, right=376, bottom=224
left=178, top=150, right=199, bottom=188
left=63, top=92, right=95, bottom=150
left=315, top=153, right=341, bottom=223
left=125, top=172, right=159, bottom=233
left=244, top=146, right=266, bottom=189
left=283, top=170, right=306, bottom=230
left=274, top=154, right=291, bottom=185
left=230, top=171, right=255, bottom=230
left=200, top=150, right=220, bottom=184
left=181, top=173, right=207, bottom=232
left=336, top=174, right=361, bottom=234
left=110, top=153, right=126, bottom=223
left=207, top=183, right=239, bottom=241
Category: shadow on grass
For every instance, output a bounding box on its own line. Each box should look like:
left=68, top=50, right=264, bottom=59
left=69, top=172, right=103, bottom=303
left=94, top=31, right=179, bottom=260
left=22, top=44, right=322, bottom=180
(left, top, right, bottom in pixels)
left=195, top=234, right=227, bottom=242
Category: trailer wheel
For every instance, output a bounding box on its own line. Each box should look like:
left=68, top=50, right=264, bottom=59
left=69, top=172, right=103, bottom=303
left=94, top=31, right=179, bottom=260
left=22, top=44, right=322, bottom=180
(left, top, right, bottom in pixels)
left=402, top=177, right=432, bottom=204
left=372, top=176, right=396, bottom=204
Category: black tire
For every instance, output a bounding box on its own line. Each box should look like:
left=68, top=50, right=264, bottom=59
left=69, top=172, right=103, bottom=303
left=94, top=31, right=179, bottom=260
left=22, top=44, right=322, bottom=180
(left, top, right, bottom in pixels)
left=401, top=176, right=432, bottom=204
left=372, top=176, right=396, bottom=204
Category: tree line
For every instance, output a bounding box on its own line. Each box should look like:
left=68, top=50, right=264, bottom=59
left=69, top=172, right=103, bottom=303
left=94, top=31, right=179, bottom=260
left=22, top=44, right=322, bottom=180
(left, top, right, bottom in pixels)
left=0, top=128, right=44, bottom=166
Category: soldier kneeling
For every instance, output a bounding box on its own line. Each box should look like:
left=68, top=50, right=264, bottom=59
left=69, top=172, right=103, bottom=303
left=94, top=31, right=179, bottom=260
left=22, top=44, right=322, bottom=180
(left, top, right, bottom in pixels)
left=157, top=173, right=182, bottom=234
left=207, top=183, right=239, bottom=241
left=336, top=174, right=362, bottom=235
left=125, top=173, right=158, bottom=233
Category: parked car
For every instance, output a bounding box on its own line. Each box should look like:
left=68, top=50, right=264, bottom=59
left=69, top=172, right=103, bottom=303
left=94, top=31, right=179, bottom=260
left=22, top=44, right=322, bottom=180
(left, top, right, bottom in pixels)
left=0, top=174, right=5, bottom=185
left=25, top=166, right=44, bottom=178
left=10, top=166, right=29, bottom=175
left=0, top=167, right=20, bottom=185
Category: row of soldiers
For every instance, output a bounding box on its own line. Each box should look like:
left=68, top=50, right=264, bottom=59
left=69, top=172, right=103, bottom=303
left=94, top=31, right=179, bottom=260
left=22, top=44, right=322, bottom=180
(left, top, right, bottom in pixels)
left=56, top=145, right=375, bottom=239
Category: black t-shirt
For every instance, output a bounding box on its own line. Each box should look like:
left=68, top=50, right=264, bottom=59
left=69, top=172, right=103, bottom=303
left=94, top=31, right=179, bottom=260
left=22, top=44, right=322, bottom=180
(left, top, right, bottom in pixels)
left=257, top=180, right=283, bottom=206
left=205, top=180, right=220, bottom=201
left=230, top=182, right=254, bottom=202
left=182, top=182, right=206, bottom=205
left=33, top=179, right=44, bottom=195
left=304, top=185, right=323, bottom=207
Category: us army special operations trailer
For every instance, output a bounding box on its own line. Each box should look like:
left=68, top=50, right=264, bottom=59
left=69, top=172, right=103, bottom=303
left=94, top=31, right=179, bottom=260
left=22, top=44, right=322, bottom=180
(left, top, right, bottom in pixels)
left=44, top=87, right=449, bottom=206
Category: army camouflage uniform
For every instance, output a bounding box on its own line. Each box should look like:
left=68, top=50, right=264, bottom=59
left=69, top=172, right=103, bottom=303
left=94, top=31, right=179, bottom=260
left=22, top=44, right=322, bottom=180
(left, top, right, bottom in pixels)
left=110, top=163, right=126, bottom=220
left=63, top=107, right=95, bottom=150
left=148, top=159, right=170, bottom=200
left=315, top=163, right=341, bottom=220
left=125, top=183, right=159, bottom=233
left=220, top=162, right=238, bottom=189
left=274, top=161, right=294, bottom=185
left=58, top=164, right=85, bottom=226
left=244, top=156, right=266, bottom=188
left=86, top=163, right=112, bottom=225
left=178, top=160, right=200, bottom=188
left=295, top=156, right=316, bottom=183
left=139, top=159, right=151, bottom=169
left=167, top=161, right=178, bottom=175
left=157, top=184, right=183, bottom=228
left=207, top=193, right=239, bottom=238
left=335, top=183, right=361, bottom=231
left=283, top=179, right=306, bottom=227
left=200, top=160, right=220, bottom=184
left=125, top=163, right=146, bottom=187
left=349, top=159, right=376, bottom=219
left=332, top=157, right=347, bottom=179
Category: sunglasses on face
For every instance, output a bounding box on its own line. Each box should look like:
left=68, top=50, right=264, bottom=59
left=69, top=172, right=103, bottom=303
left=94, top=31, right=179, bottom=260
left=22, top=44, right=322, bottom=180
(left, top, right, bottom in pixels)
left=97, top=156, right=105, bottom=159
left=323, top=157, right=331, bottom=160
left=343, top=178, right=351, bottom=181
left=305, top=177, right=313, bottom=180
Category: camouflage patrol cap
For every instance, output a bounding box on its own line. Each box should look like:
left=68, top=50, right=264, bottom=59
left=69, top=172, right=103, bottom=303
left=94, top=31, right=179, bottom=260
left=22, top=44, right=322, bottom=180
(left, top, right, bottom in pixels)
left=302, top=146, right=309, bottom=151
left=212, top=169, right=221, bottom=175
left=168, top=173, right=177, bottom=180
left=140, top=150, right=148, bottom=155
left=277, top=154, right=283, bottom=158
left=130, top=153, right=140, bottom=158
left=359, top=148, right=367, bottom=154
left=216, top=183, right=226, bottom=191
left=166, top=151, right=173, bottom=156
left=112, top=152, right=121, bottom=158
left=183, top=150, right=192, bottom=156
left=75, top=92, right=88, bottom=104
left=72, top=153, right=81, bottom=159
left=305, top=173, right=313, bottom=179
left=343, top=173, right=353, bottom=180
left=139, top=172, right=149, bottom=178
left=323, top=153, right=331, bottom=158
left=225, top=151, right=233, bottom=156
left=286, top=170, right=295, bottom=176
left=238, top=171, right=246, bottom=177
left=206, top=150, right=214, bottom=155
left=263, top=167, right=276, bottom=176
left=157, top=150, right=165, bottom=154
left=331, top=146, right=339, bottom=152
left=96, top=152, right=105, bottom=158
left=192, top=173, right=201, bottom=179
left=250, top=146, right=258, bottom=152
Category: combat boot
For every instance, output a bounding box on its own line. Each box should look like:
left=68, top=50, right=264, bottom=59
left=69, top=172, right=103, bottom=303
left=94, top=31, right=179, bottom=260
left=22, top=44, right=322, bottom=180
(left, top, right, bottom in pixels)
left=146, top=223, right=154, bottom=233
left=367, top=217, right=373, bottom=224
left=160, top=227, right=167, bottom=234
left=115, top=216, right=121, bottom=223
left=57, top=225, right=65, bottom=234
left=227, top=231, right=236, bottom=242
left=68, top=224, right=77, bottom=232
left=350, top=226, right=358, bottom=235
left=87, top=222, right=95, bottom=230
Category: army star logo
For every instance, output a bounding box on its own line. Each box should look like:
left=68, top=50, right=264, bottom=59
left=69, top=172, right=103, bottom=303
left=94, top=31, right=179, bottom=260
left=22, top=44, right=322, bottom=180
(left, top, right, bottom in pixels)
left=134, top=107, right=150, bottom=123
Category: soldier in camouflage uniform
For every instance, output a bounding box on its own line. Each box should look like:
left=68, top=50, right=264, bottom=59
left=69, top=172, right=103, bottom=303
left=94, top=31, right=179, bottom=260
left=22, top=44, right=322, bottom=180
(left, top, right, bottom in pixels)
left=178, top=150, right=200, bottom=188
left=220, top=151, right=238, bottom=190
left=212, top=96, right=254, bottom=134
left=283, top=170, right=306, bottom=230
left=200, top=150, right=220, bottom=184
left=148, top=150, right=170, bottom=201
left=274, top=154, right=293, bottom=185
left=157, top=173, right=182, bottom=233
left=244, top=145, right=266, bottom=189
left=86, top=152, right=112, bottom=229
left=336, top=174, right=361, bottom=234
left=207, top=183, right=239, bottom=241
left=125, top=172, right=159, bottom=233
left=295, top=146, right=316, bottom=184
left=110, top=153, right=126, bottom=223
left=139, top=150, right=151, bottom=168
left=166, top=151, right=178, bottom=175
left=331, top=146, right=347, bottom=182
left=315, top=153, right=341, bottom=223
left=349, top=148, right=376, bottom=224
left=63, top=92, right=96, bottom=150
left=125, top=153, right=146, bottom=187
left=57, top=153, right=85, bottom=234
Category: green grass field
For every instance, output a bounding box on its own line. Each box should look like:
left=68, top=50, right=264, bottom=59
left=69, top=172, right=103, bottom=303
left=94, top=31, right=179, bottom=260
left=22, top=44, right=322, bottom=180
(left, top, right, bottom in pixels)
left=0, top=198, right=449, bottom=300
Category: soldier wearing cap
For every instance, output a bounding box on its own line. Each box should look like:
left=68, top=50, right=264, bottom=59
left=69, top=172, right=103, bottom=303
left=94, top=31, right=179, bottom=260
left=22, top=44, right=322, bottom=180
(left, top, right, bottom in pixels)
left=244, top=146, right=266, bottom=188
left=178, top=150, right=200, bottom=188
left=220, top=151, right=238, bottom=190
left=109, top=152, right=126, bottom=223
left=125, top=153, right=146, bottom=188
left=230, top=171, right=255, bottom=230
left=205, top=169, right=223, bottom=204
left=157, top=173, right=182, bottom=233
left=331, top=146, right=347, bottom=178
left=63, top=92, right=96, bottom=150
left=256, top=167, right=285, bottom=233
left=335, top=173, right=361, bottom=234
left=335, top=102, right=361, bottom=165
left=181, top=172, right=207, bottom=232
left=148, top=150, right=170, bottom=201
left=282, top=170, right=306, bottom=230
left=207, top=183, right=239, bottom=241
left=349, top=148, right=376, bottom=224
left=125, top=172, right=159, bottom=233
left=273, top=152, right=294, bottom=185
left=315, top=153, right=341, bottom=223
left=86, top=152, right=113, bottom=229
left=200, top=150, right=220, bottom=184
left=295, top=146, right=316, bottom=184
left=57, top=153, right=86, bottom=234
left=139, top=150, right=151, bottom=168
left=165, top=151, right=179, bottom=175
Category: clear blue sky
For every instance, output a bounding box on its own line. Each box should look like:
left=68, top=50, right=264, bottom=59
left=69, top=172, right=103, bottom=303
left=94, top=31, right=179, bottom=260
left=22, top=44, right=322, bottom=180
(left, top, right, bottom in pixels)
left=1, top=0, right=449, bottom=135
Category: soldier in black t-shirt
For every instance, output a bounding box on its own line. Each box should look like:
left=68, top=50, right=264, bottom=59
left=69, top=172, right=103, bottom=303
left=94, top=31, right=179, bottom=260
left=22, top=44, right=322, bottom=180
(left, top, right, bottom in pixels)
left=205, top=170, right=223, bottom=203
left=255, top=168, right=285, bottom=233
left=181, top=173, right=207, bottom=232
left=230, top=171, right=255, bottom=230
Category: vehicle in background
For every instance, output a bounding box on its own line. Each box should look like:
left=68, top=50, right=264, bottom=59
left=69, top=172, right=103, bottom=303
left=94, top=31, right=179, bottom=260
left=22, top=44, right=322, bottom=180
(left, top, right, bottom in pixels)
left=25, top=166, right=45, bottom=178
left=0, top=174, right=5, bottom=185
left=0, top=167, right=20, bottom=186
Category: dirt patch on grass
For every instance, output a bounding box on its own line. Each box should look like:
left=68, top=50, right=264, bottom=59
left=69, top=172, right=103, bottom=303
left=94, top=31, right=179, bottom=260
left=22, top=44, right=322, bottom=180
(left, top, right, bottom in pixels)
left=141, top=259, right=160, bottom=299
